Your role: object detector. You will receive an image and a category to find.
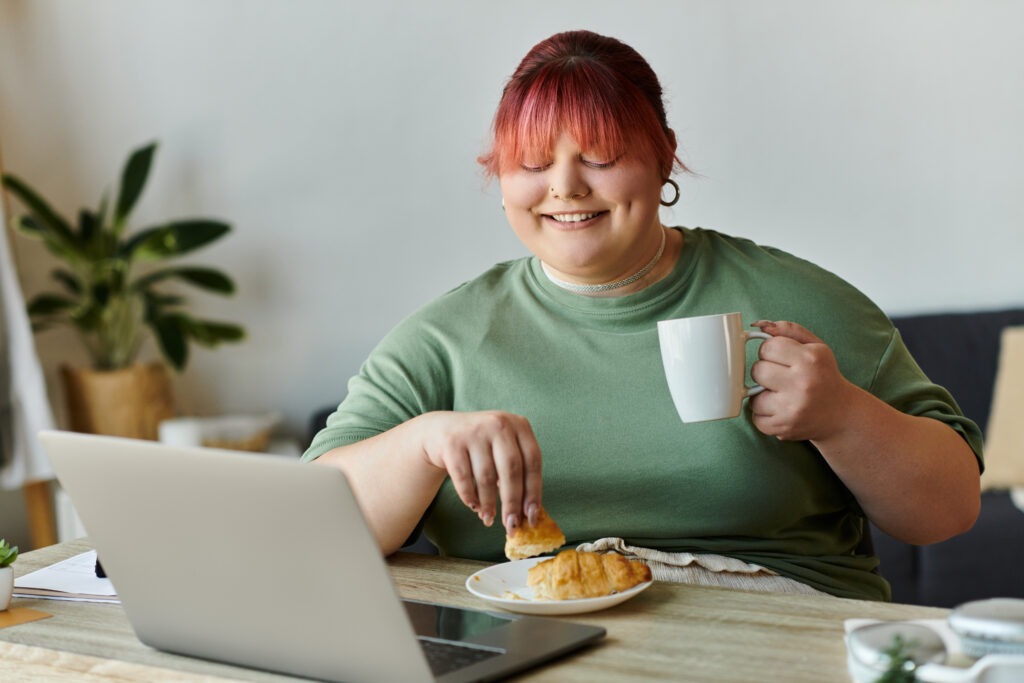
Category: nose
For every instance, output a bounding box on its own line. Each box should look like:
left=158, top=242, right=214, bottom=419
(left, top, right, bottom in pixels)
left=548, top=163, right=590, bottom=201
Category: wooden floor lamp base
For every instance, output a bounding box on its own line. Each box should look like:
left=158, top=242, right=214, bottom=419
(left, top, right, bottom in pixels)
left=22, top=480, right=57, bottom=549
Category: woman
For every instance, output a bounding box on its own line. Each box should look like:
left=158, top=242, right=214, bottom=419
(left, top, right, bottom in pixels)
left=304, top=30, right=982, bottom=601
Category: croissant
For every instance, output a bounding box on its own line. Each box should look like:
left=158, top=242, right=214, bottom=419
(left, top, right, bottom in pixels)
left=527, top=549, right=652, bottom=600
left=504, top=506, right=566, bottom=560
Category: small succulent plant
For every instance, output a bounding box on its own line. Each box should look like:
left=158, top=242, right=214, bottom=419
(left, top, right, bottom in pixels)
left=0, top=538, right=18, bottom=568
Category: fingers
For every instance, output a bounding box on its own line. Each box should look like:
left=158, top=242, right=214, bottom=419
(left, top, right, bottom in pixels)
left=752, top=320, right=823, bottom=345
left=442, top=445, right=489, bottom=522
left=746, top=322, right=850, bottom=441
left=492, top=428, right=524, bottom=530
left=469, top=445, right=500, bottom=527
left=753, top=320, right=828, bottom=368
left=517, top=429, right=544, bottom=527
left=494, top=416, right=543, bottom=530
left=421, top=411, right=542, bottom=531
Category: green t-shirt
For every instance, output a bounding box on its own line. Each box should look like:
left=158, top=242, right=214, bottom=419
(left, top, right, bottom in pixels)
left=305, top=227, right=983, bottom=601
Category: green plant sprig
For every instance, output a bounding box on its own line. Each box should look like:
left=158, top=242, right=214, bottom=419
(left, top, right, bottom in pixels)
left=1, top=141, right=245, bottom=371
left=876, top=634, right=918, bottom=683
left=0, top=538, right=18, bottom=568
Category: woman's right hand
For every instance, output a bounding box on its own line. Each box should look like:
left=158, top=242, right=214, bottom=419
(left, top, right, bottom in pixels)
left=414, top=410, right=543, bottom=533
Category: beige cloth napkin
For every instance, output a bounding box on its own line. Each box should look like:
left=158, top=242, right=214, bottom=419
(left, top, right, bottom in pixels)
left=576, top=537, right=825, bottom=596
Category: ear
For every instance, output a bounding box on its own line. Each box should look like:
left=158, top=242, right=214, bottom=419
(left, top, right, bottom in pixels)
left=663, top=128, right=679, bottom=178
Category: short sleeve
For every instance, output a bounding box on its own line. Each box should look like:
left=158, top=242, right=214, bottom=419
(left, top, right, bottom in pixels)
left=868, top=328, right=985, bottom=471
left=302, top=315, right=454, bottom=462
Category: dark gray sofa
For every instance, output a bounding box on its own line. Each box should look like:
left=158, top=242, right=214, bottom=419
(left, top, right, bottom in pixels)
left=309, top=307, right=1024, bottom=606
left=874, top=307, right=1024, bottom=606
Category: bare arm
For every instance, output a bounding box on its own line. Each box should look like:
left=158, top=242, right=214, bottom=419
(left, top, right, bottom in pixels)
left=311, top=410, right=544, bottom=555
left=750, top=321, right=980, bottom=545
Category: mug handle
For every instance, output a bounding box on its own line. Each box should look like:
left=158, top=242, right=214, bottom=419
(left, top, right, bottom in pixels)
left=744, top=330, right=773, bottom=398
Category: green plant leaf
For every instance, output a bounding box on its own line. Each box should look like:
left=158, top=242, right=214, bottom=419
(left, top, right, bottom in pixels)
left=2, top=174, right=82, bottom=259
left=183, top=318, right=246, bottom=346
left=876, top=634, right=918, bottom=683
left=123, top=220, right=231, bottom=261
left=176, top=268, right=235, bottom=293
left=72, top=301, right=104, bottom=332
left=79, top=207, right=113, bottom=260
left=27, top=293, right=77, bottom=317
left=89, top=280, right=113, bottom=308
left=0, top=538, right=18, bottom=567
left=132, top=266, right=235, bottom=294
left=15, top=216, right=84, bottom=265
left=12, top=213, right=41, bottom=235
left=78, top=208, right=98, bottom=243
left=114, top=141, right=157, bottom=227
left=144, top=292, right=186, bottom=310
left=96, top=192, right=110, bottom=235
left=51, top=268, right=82, bottom=294
left=152, top=314, right=188, bottom=370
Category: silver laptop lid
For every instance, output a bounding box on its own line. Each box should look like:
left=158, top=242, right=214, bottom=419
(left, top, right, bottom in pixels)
left=40, top=429, right=434, bottom=683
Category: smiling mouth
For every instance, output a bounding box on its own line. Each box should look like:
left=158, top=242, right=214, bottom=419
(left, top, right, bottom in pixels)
left=544, top=211, right=606, bottom=224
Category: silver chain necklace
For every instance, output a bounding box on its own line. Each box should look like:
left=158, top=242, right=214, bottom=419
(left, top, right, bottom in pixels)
left=542, top=228, right=667, bottom=295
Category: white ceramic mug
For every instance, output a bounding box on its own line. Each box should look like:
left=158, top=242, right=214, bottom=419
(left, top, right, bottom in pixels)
left=657, top=312, right=772, bottom=423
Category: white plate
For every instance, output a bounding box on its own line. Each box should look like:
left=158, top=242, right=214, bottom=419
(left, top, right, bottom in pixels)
left=465, top=556, right=653, bottom=616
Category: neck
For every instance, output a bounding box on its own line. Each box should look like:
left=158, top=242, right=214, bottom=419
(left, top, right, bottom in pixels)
left=542, top=227, right=669, bottom=296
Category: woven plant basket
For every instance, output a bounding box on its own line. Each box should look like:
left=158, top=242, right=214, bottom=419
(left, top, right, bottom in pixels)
left=61, top=362, right=175, bottom=440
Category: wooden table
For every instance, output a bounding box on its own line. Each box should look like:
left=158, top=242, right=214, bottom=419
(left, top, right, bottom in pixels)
left=1, top=539, right=948, bottom=682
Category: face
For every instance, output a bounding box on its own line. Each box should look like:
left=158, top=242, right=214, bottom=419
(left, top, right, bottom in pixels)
left=498, top=132, right=665, bottom=285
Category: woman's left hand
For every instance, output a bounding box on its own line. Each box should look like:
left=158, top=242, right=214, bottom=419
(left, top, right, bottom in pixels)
left=748, top=320, right=857, bottom=442
left=748, top=319, right=980, bottom=544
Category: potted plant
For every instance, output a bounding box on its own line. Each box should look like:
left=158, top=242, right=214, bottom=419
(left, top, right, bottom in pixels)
left=1, top=141, right=245, bottom=439
left=0, top=538, right=17, bottom=611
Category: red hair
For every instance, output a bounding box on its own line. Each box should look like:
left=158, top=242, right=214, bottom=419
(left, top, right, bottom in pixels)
left=479, top=30, right=685, bottom=179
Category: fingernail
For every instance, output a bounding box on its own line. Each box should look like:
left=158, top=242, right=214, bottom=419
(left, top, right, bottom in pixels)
left=527, top=503, right=539, bottom=526
left=505, top=514, right=519, bottom=531
left=482, top=513, right=494, bottom=527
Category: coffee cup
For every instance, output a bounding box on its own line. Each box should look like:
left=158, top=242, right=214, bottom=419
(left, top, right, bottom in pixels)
left=657, top=312, right=771, bottom=423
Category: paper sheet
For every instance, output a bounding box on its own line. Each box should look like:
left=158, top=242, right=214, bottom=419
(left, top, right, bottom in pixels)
left=13, top=550, right=119, bottom=603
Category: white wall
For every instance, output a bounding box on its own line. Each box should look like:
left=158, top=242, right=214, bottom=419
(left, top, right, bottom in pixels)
left=2, top=0, right=1023, bottom=449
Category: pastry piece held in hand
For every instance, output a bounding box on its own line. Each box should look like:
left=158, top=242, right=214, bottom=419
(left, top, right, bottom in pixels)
left=527, top=549, right=652, bottom=601
left=504, top=506, right=566, bottom=560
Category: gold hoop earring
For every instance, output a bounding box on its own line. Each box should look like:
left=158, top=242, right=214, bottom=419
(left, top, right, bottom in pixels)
left=660, top=178, right=680, bottom=207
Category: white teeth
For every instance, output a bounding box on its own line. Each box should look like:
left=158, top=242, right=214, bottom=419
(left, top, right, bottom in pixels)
left=550, top=212, right=599, bottom=223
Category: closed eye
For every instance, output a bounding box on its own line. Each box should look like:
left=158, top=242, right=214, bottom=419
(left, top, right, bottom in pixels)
left=580, top=156, right=619, bottom=169
left=520, top=154, right=619, bottom=172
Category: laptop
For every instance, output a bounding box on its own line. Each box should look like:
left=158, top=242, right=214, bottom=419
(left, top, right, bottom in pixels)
left=39, top=430, right=605, bottom=682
